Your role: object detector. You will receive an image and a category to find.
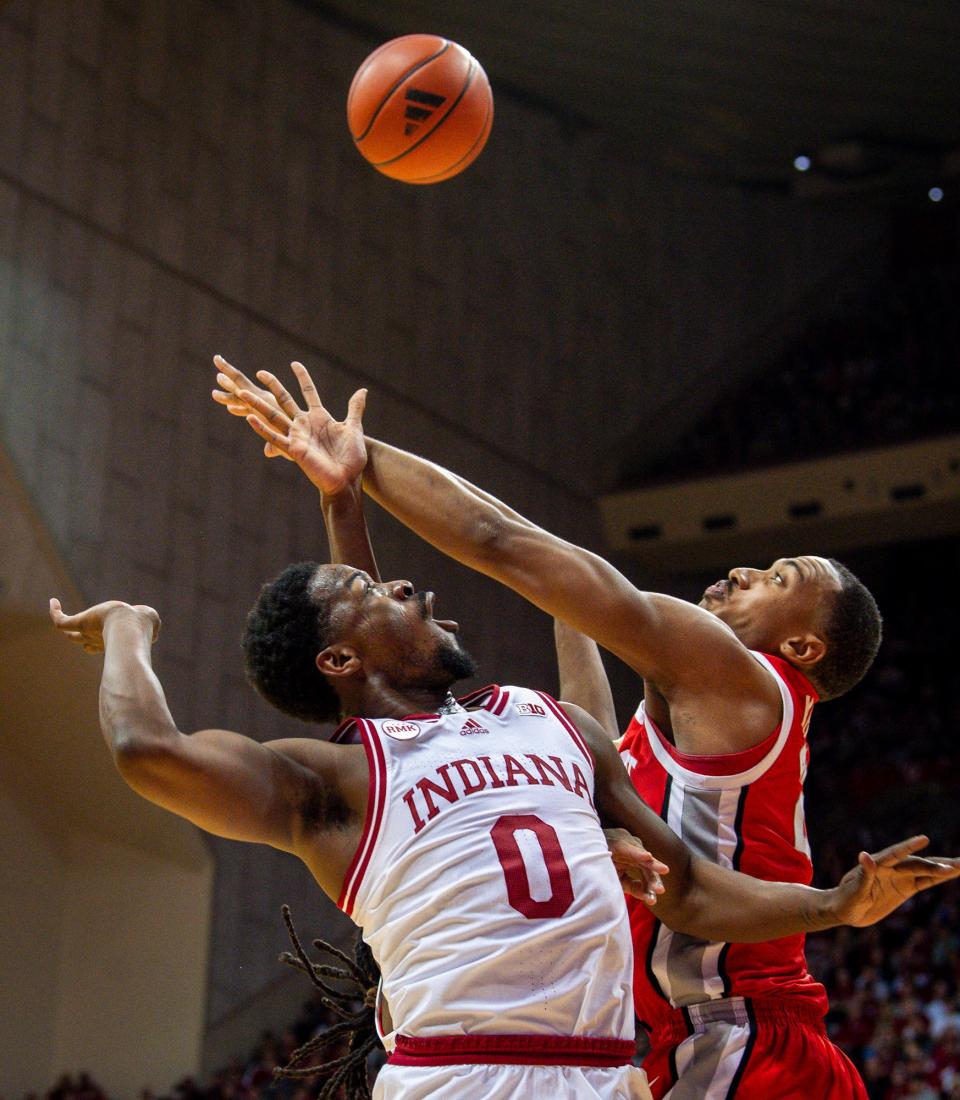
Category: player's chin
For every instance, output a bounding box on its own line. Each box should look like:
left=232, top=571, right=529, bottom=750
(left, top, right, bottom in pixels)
left=437, top=633, right=478, bottom=682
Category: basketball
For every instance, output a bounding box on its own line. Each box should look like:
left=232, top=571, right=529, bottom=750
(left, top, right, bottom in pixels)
left=347, top=35, right=494, bottom=184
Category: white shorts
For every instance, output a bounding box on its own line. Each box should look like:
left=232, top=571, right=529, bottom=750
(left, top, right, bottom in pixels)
left=373, top=1061, right=653, bottom=1099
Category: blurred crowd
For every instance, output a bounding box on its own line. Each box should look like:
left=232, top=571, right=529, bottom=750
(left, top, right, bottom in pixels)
left=25, top=539, right=959, bottom=1099
left=804, top=538, right=958, bottom=1100
left=641, top=261, right=960, bottom=483
left=26, top=989, right=378, bottom=1100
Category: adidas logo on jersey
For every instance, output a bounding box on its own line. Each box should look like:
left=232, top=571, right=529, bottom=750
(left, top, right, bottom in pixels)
left=459, top=718, right=489, bottom=736
left=515, top=702, right=547, bottom=717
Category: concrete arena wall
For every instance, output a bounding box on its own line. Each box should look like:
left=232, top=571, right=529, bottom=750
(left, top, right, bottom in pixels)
left=0, top=0, right=886, bottom=1037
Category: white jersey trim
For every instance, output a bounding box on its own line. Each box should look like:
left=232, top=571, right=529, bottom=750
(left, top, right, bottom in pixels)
left=638, top=652, right=794, bottom=791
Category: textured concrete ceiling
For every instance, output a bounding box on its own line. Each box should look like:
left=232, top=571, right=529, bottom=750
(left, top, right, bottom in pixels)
left=307, top=0, right=960, bottom=184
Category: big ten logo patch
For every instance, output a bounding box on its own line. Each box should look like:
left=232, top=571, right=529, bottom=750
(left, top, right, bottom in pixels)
left=515, top=702, right=546, bottom=717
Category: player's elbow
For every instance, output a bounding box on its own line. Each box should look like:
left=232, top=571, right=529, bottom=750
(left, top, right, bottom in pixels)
left=110, top=725, right=180, bottom=782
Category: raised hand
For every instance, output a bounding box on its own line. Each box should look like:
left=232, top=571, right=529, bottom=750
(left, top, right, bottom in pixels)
left=212, top=357, right=368, bottom=496
left=604, top=827, right=669, bottom=906
left=213, top=354, right=291, bottom=460
left=831, top=835, right=960, bottom=927
left=50, top=598, right=160, bottom=653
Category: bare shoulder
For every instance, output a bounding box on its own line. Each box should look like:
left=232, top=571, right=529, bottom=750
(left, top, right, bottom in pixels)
left=641, top=596, right=782, bottom=708
left=264, top=736, right=369, bottom=819
left=265, top=734, right=366, bottom=772
left=259, top=736, right=371, bottom=899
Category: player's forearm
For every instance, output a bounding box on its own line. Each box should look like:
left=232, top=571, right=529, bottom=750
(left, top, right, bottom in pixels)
left=674, top=859, right=839, bottom=942
left=99, top=611, right=179, bottom=763
left=360, top=439, right=698, bottom=688
left=363, top=438, right=514, bottom=572
left=555, top=621, right=619, bottom=739
left=321, top=481, right=380, bottom=580
left=594, top=754, right=839, bottom=941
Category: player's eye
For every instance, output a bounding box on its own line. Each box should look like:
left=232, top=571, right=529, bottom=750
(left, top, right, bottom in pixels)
left=774, top=573, right=783, bottom=585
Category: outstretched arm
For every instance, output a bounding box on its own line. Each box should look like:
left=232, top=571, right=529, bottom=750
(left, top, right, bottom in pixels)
left=359, top=438, right=779, bottom=726
left=49, top=599, right=366, bottom=899
left=555, top=620, right=619, bottom=740
left=213, top=356, right=380, bottom=580
left=212, top=361, right=776, bottom=736
left=566, top=703, right=960, bottom=941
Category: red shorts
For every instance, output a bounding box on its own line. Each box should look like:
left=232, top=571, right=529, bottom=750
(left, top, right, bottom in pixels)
left=642, top=997, right=867, bottom=1100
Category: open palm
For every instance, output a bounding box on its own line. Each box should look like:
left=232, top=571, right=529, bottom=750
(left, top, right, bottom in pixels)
left=213, top=356, right=367, bottom=496
left=833, top=835, right=960, bottom=927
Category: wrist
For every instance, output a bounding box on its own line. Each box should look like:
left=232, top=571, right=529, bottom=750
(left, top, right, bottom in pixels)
left=808, top=885, right=843, bottom=932
left=320, top=478, right=364, bottom=508
left=102, top=604, right=157, bottom=641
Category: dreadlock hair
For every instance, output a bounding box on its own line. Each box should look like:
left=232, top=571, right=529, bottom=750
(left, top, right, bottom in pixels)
left=809, top=559, right=883, bottom=701
left=274, top=905, right=383, bottom=1100
left=242, top=562, right=341, bottom=723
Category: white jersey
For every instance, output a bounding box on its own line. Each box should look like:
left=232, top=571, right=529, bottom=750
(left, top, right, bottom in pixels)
left=332, top=685, right=635, bottom=1055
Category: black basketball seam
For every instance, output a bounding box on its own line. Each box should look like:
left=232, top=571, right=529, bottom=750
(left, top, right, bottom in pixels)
left=372, top=57, right=477, bottom=167
left=346, top=39, right=396, bottom=119
left=352, top=41, right=450, bottom=144
left=405, top=86, right=493, bottom=182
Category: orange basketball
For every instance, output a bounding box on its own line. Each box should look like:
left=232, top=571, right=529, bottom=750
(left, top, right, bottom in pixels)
left=347, top=35, right=493, bottom=184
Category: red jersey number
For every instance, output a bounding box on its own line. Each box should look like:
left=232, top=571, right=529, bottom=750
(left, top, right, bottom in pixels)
left=490, top=813, right=575, bottom=919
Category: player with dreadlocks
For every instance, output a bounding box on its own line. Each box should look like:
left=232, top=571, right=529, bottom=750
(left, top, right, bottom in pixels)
left=274, top=906, right=380, bottom=1099
left=49, top=362, right=960, bottom=1100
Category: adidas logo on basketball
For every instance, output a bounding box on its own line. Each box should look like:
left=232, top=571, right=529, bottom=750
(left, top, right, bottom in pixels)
left=403, top=87, right=447, bottom=135
left=459, top=718, right=489, bottom=736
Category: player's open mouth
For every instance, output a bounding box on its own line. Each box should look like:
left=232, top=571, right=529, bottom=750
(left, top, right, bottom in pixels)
left=423, top=592, right=459, bottom=632
left=704, top=581, right=729, bottom=601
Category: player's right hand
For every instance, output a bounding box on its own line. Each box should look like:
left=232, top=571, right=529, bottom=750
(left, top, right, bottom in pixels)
left=604, top=827, right=669, bottom=906
left=212, top=356, right=369, bottom=497
left=49, top=598, right=160, bottom=653
left=212, top=355, right=291, bottom=461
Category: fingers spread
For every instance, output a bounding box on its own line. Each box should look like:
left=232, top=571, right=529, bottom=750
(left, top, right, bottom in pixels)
left=346, top=388, right=368, bottom=424
left=290, top=361, right=324, bottom=410
left=246, top=414, right=288, bottom=451
left=255, top=370, right=300, bottom=417
left=214, top=355, right=255, bottom=387
left=873, top=835, right=929, bottom=866
left=238, top=388, right=290, bottom=428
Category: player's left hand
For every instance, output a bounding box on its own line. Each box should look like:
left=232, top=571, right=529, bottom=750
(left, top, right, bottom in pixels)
left=50, top=598, right=161, bottom=652
left=832, top=835, right=960, bottom=927
left=604, top=827, right=669, bottom=906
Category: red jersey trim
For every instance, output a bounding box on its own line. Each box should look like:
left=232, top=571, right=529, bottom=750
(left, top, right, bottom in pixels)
left=636, top=652, right=796, bottom=791
left=455, top=683, right=510, bottom=715
left=330, top=716, right=360, bottom=743
left=388, top=1033, right=635, bottom=1067
left=535, top=691, right=595, bottom=771
left=644, top=712, right=780, bottom=776
left=338, top=685, right=512, bottom=728
left=337, top=720, right=387, bottom=917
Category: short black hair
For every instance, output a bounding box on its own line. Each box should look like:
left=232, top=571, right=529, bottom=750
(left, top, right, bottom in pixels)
left=242, top=562, right=341, bottom=723
left=810, top=560, right=882, bottom=700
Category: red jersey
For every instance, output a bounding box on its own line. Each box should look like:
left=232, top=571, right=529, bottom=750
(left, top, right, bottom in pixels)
left=619, top=652, right=829, bottom=1034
